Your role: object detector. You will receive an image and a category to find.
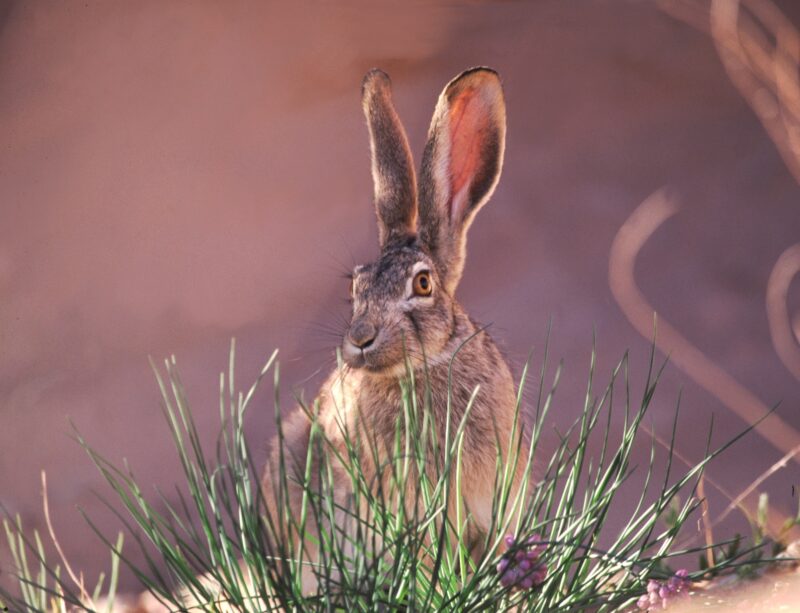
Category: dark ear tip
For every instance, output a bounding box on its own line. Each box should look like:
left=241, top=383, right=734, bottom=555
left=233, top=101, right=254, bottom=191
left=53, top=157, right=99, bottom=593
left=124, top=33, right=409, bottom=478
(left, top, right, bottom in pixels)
left=362, top=68, right=392, bottom=99
left=446, top=66, right=503, bottom=96
left=462, top=66, right=500, bottom=78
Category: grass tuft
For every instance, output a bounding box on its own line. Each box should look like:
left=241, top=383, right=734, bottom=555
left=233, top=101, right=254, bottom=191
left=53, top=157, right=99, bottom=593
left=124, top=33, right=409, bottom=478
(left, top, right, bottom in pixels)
left=0, top=338, right=777, bottom=611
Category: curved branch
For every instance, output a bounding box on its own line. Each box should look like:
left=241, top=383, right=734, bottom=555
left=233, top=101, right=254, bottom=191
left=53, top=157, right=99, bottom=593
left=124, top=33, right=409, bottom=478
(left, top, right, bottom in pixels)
left=766, top=244, right=800, bottom=381
left=710, top=0, right=800, bottom=183
left=609, top=189, right=800, bottom=461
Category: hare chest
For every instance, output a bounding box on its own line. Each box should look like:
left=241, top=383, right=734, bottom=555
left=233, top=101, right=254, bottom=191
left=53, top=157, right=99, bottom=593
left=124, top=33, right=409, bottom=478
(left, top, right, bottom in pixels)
left=316, top=366, right=502, bottom=543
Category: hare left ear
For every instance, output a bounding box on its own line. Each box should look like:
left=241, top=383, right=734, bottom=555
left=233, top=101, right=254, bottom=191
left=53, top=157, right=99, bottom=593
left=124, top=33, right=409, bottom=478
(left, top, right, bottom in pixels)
left=362, top=69, right=418, bottom=248
left=417, top=68, right=506, bottom=293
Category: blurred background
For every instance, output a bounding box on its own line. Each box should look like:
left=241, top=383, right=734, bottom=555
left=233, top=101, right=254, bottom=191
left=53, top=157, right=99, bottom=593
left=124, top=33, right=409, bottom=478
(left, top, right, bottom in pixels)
left=1, top=0, right=799, bottom=596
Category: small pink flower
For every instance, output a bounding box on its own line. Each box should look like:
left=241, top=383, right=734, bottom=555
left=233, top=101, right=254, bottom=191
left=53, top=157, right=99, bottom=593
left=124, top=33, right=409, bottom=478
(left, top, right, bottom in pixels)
left=637, top=570, right=692, bottom=611
left=496, top=533, right=548, bottom=592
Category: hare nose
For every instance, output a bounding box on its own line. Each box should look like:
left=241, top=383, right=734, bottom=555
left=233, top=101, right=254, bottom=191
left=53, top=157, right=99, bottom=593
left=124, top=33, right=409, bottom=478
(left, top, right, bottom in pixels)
left=349, top=321, right=377, bottom=349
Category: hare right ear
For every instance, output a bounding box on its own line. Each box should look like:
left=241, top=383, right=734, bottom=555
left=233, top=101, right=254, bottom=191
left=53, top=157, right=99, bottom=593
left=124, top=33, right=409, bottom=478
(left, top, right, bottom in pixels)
left=362, top=69, right=418, bottom=248
left=417, top=68, right=506, bottom=294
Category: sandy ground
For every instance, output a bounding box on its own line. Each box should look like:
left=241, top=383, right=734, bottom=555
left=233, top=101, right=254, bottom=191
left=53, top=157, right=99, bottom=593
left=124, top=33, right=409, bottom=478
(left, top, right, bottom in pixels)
left=676, top=566, right=800, bottom=611
left=1, top=0, right=799, bottom=600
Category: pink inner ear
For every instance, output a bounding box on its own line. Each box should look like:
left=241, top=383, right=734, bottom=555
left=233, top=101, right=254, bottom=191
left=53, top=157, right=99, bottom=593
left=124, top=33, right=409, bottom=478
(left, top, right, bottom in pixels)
left=447, top=87, right=490, bottom=223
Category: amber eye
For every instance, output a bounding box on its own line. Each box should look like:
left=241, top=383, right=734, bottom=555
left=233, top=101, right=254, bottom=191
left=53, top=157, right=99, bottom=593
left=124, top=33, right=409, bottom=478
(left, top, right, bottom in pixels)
left=349, top=278, right=355, bottom=299
left=412, top=271, right=433, bottom=297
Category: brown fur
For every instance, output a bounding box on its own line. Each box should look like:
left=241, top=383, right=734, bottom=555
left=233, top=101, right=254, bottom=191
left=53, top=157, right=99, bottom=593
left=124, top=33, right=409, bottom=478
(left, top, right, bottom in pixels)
left=261, top=67, right=529, bottom=593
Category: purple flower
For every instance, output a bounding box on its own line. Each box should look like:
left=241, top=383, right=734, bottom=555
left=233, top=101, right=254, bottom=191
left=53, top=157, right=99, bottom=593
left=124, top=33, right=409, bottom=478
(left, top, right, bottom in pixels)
left=637, top=569, right=692, bottom=610
left=496, top=533, right=548, bottom=592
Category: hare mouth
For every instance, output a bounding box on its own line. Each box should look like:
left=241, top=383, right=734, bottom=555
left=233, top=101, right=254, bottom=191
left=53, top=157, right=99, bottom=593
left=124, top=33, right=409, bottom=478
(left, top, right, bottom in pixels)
left=342, top=338, right=401, bottom=373
left=344, top=349, right=367, bottom=369
left=342, top=338, right=371, bottom=369
left=344, top=348, right=388, bottom=372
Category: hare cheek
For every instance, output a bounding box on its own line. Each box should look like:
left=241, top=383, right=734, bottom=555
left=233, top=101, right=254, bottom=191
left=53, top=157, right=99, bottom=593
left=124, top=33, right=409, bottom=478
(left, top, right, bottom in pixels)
left=400, top=296, right=434, bottom=312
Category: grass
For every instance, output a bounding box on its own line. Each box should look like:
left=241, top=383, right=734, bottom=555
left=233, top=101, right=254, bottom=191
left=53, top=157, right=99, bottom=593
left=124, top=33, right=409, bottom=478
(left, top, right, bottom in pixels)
left=0, top=337, right=778, bottom=612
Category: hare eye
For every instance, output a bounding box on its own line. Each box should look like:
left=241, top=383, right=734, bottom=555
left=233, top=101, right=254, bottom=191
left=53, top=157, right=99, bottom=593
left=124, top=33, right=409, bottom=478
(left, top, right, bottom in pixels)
left=412, top=271, right=433, bottom=297
left=349, top=278, right=355, bottom=299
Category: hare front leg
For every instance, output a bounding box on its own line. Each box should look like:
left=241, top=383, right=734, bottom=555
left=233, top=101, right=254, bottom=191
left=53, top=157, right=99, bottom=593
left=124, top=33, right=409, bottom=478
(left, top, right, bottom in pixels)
left=261, top=408, right=326, bottom=596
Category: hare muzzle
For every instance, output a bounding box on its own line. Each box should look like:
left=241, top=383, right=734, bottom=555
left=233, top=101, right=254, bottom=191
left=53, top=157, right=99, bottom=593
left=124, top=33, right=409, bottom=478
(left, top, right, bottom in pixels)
left=343, top=319, right=381, bottom=367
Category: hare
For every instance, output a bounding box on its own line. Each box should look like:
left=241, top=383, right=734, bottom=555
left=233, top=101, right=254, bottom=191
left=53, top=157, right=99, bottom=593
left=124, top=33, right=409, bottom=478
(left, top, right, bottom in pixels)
left=261, top=67, right=529, bottom=594
left=113, top=67, right=527, bottom=612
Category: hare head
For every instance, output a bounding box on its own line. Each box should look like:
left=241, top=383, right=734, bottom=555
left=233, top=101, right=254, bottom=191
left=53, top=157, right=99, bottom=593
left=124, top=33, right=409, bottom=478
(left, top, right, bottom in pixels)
left=343, top=68, right=506, bottom=375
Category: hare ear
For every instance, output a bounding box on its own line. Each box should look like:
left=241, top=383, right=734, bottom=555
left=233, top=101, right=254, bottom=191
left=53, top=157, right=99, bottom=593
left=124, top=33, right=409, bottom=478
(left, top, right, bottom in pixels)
left=362, top=69, right=418, bottom=248
left=417, top=68, right=506, bottom=293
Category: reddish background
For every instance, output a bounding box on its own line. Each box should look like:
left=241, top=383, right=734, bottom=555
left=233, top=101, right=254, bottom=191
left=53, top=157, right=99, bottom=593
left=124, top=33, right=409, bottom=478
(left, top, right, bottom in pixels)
left=1, top=1, right=799, bottom=594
